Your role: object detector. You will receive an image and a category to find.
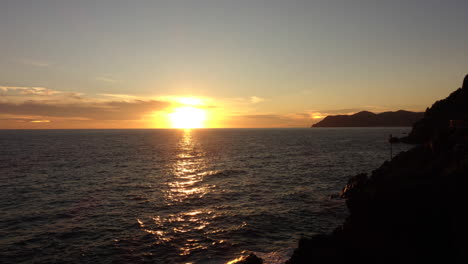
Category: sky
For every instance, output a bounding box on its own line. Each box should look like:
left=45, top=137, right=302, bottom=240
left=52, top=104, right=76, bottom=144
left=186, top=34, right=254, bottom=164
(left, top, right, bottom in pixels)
left=1, top=0, right=468, bottom=128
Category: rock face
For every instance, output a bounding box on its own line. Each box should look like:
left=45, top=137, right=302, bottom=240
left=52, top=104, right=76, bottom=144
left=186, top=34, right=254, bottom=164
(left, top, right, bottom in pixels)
left=401, top=74, right=468, bottom=143
left=288, top=75, right=468, bottom=264
left=311, top=110, right=423, bottom=127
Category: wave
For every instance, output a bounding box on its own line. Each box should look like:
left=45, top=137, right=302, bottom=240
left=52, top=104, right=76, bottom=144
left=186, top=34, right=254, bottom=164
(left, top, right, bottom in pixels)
left=202, top=169, right=248, bottom=178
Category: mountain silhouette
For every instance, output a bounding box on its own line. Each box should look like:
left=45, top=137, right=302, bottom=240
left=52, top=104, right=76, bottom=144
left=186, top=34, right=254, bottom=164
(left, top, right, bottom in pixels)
left=312, top=110, right=423, bottom=127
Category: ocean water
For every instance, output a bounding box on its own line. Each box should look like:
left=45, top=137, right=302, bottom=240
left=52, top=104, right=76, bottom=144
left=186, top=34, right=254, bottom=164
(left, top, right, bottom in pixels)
left=0, top=128, right=411, bottom=264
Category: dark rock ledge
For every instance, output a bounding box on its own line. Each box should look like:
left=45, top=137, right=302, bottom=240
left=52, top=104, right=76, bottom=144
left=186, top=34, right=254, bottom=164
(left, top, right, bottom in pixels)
left=237, top=75, right=468, bottom=264
left=285, top=75, right=468, bottom=264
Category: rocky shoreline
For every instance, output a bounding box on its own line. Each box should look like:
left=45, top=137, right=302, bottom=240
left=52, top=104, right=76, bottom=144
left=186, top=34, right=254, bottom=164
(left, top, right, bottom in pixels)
left=236, top=75, right=468, bottom=264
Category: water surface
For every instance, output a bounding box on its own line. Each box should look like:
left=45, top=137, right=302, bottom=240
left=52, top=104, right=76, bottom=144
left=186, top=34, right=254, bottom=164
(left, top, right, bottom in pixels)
left=0, top=128, right=411, bottom=263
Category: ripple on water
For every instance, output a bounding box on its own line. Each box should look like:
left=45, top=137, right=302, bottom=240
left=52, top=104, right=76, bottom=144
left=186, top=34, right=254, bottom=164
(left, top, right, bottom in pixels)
left=0, top=128, right=412, bottom=263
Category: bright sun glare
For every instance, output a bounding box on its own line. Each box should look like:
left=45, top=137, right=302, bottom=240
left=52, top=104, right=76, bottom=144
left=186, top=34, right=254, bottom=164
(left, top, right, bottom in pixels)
left=169, top=106, right=207, bottom=129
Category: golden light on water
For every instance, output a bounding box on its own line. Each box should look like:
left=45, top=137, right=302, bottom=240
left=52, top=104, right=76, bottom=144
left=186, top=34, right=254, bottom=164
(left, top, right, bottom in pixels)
left=169, top=106, right=207, bottom=129
left=135, top=130, right=230, bottom=258
left=226, top=255, right=249, bottom=264
left=167, top=129, right=209, bottom=203
left=140, top=129, right=214, bottom=256
left=168, top=130, right=211, bottom=255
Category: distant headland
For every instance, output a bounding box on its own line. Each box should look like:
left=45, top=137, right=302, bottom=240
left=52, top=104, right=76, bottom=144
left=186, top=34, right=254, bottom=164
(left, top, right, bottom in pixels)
left=286, top=74, right=468, bottom=264
left=311, top=110, right=423, bottom=127
left=240, top=74, right=468, bottom=264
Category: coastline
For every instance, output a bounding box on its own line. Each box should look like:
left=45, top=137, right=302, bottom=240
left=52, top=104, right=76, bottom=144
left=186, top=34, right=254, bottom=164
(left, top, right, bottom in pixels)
left=236, top=75, right=468, bottom=264
left=286, top=75, right=468, bottom=264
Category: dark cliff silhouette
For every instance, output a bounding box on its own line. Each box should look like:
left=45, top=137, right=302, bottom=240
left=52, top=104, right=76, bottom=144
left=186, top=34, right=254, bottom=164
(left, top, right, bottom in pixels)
left=311, top=110, right=423, bottom=127
left=401, top=75, right=468, bottom=144
left=284, top=75, right=468, bottom=264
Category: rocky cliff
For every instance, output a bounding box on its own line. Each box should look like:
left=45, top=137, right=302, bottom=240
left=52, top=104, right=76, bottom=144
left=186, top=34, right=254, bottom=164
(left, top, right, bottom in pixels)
left=401, top=75, right=468, bottom=144
left=287, top=75, right=468, bottom=264
left=312, top=110, right=423, bottom=127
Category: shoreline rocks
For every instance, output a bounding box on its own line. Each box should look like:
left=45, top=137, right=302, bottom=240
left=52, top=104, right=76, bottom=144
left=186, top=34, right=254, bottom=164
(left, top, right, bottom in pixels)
left=286, top=75, right=468, bottom=264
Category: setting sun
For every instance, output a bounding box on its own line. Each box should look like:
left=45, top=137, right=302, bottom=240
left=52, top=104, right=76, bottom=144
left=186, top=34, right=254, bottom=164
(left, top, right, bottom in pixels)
left=169, top=106, right=207, bottom=129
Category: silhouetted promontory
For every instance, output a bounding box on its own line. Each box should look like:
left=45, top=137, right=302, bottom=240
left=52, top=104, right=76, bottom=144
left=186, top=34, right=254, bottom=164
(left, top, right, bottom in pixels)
left=401, top=74, right=468, bottom=144
left=285, top=75, right=468, bottom=264
left=311, top=110, right=423, bottom=127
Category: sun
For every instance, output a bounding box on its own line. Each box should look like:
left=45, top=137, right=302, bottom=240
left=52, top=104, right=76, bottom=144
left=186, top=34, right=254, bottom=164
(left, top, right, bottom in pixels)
left=169, top=106, right=207, bottom=128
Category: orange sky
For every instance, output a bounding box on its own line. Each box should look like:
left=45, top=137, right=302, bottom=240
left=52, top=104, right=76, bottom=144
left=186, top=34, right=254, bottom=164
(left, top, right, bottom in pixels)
left=1, top=1, right=468, bottom=128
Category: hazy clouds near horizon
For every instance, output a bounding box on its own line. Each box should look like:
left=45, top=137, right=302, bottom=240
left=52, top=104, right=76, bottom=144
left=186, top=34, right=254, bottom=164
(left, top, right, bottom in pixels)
left=1, top=0, right=467, bottom=128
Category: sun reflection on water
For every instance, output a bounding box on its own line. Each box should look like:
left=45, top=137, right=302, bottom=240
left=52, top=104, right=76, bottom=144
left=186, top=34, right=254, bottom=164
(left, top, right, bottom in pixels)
left=136, top=129, right=223, bottom=258
left=165, top=129, right=210, bottom=204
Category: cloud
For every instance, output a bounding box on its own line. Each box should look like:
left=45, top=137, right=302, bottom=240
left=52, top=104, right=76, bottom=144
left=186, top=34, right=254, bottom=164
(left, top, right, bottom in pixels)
left=250, top=96, right=265, bottom=104
left=99, top=93, right=139, bottom=99
left=228, top=112, right=313, bottom=128
left=305, top=109, right=360, bottom=122
left=319, top=108, right=364, bottom=114
left=1, top=85, right=88, bottom=104
left=16, top=59, right=50, bottom=67
left=0, top=100, right=170, bottom=120
left=0, top=86, right=60, bottom=96
left=0, top=115, right=53, bottom=123
left=20, top=87, right=60, bottom=96
left=96, top=77, right=119, bottom=83
left=0, top=118, right=38, bottom=122
left=307, top=107, right=399, bottom=121
left=305, top=107, right=407, bottom=124
left=228, top=109, right=381, bottom=127
left=30, top=120, right=51, bottom=123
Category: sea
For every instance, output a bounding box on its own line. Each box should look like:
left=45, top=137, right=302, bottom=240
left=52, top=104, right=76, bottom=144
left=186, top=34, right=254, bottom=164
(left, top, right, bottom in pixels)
left=0, top=128, right=412, bottom=264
